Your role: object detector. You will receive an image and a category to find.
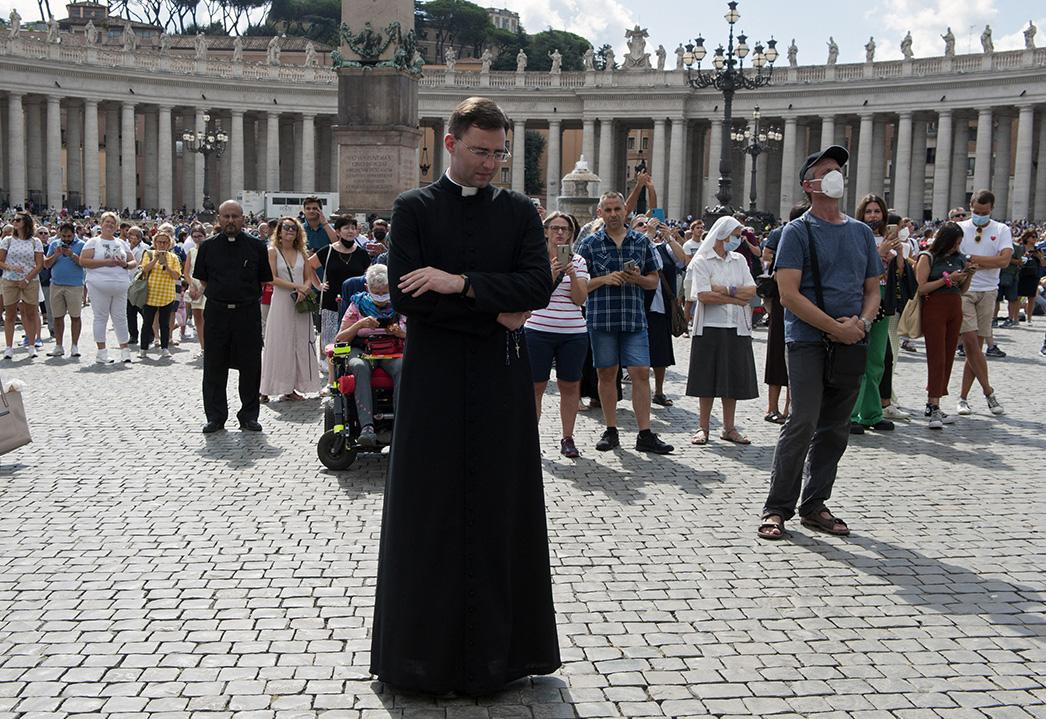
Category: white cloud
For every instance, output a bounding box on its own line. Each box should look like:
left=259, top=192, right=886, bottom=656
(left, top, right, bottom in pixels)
left=497, top=0, right=637, bottom=53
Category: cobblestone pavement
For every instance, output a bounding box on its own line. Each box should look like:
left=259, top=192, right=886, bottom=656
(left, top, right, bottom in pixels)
left=1, top=308, right=1044, bottom=719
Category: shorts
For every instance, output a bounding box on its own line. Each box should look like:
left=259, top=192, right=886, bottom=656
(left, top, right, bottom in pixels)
left=524, top=328, right=588, bottom=383
left=997, top=276, right=1019, bottom=303
left=1, top=278, right=40, bottom=306
left=961, top=289, right=996, bottom=338
left=589, top=327, right=650, bottom=369
left=49, top=284, right=84, bottom=318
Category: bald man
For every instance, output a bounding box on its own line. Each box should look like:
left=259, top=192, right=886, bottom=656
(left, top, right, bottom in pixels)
left=192, top=200, right=274, bottom=433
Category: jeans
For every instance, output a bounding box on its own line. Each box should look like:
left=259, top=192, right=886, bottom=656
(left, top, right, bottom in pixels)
left=347, top=348, right=402, bottom=427
left=140, top=303, right=172, bottom=350
left=127, top=300, right=141, bottom=342
left=763, top=341, right=861, bottom=521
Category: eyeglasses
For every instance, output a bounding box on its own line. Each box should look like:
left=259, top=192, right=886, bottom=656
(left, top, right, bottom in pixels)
left=281, top=224, right=297, bottom=231
left=456, top=139, right=511, bottom=163
left=547, top=225, right=571, bottom=233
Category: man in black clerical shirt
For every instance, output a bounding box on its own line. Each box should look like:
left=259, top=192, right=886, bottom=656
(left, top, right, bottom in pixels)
left=192, top=200, right=273, bottom=433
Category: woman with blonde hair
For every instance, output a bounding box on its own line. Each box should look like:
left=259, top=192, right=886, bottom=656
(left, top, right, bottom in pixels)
left=138, top=225, right=182, bottom=358
left=79, top=211, right=136, bottom=363
left=260, top=216, right=323, bottom=401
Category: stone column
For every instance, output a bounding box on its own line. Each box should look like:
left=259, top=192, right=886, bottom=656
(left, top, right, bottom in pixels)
left=992, top=113, right=1012, bottom=217
left=870, top=118, right=886, bottom=194
left=229, top=110, right=245, bottom=200
left=291, top=116, right=303, bottom=190
left=511, top=120, right=525, bottom=192
left=651, top=118, right=667, bottom=204
left=83, top=99, right=99, bottom=210
left=1011, top=105, right=1035, bottom=218
left=300, top=113, right=315, bottom=192
left=949, top=116, right=968, bottom=210
left=7, top=93, right=26, bottom=208
left=581, top=119, right=595, bottom=167
left=597, top=119, right=614, bottom=193
left=668, top=118, right=686, bottom=218
left=706, top=118, right=722, bottom=210
left=105, top=105, right=120, bottom=207
left=143, top=108, right=158, bottom=210
left=778, top=116, right=799, bottom=218
left=909, top=118, right=928, bottom=219
left=546, top=119, right=561, bottom=210
left=855, top=113, right=874, bottom=203
left=1034, top=117, right=1046, bottom=221
left=66, top=100, right=83, bottom=201
left=26, top=99, right=44, bottom=202
left=266, top=111, right=280, bottom=191
left=973, top=108, right=993, bottom=191
left=193, top=109, right=205, bottom=210
left=46, top=95, right=62, bottom=209
left=819, top=115, right=835, bottom=149
left=329, top=121, right=339, bottom=195
left=121, top=102, right=136, bottom=210
left=157, top=106, right=172, bottom=213
left=931, top=109, right=952, bottom=220
left=893, top=111, right=913, bottom=217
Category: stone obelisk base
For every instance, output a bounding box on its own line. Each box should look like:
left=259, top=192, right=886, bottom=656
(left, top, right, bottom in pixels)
left=334, top=66, right=421, bottom=217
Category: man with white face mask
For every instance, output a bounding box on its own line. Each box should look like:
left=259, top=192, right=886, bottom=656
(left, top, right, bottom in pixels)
left=757, top=146, right=883, bottom=541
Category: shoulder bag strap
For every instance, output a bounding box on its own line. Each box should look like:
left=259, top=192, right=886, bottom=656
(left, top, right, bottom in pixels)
left=318, top=245, right=332, bottom=308
left=802, top=216, right=826, bottom=312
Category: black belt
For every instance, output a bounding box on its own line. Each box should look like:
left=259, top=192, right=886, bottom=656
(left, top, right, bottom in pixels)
left=210, top=299, right=259, bottom=310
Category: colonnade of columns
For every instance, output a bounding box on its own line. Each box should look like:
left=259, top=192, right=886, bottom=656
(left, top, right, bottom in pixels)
left=1, top=93, right=338, bottom=213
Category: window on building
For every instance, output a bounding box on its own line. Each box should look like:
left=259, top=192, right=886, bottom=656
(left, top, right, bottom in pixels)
left=926, top=148, right=936, bottom=164
left=501, top=167, right=510, bottom=184
left=627, top=136, right=635, bottom=150
left=641, top=136, right=649, bottom=151
left=967, top=157, right=975, bottom=176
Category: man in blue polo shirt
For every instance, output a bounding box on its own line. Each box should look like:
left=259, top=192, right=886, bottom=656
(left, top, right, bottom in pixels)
left=42, top=222, right=86, bottom=358
left=302, top=196, right=337, bottom=254
left=576, top=192, right=673, bottom=455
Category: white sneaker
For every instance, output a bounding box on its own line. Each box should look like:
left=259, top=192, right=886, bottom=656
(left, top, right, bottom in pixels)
left=28, top=347, right=37, bottom=358
left=939, top=410, right=956, bottom=424
left=956, top=398, right=972, bottom=415
left=48, top=346, right=65, bottom=357
left=96, top=349, right=112, bottom=364
left=70, top=344, right=80, bottom=357
left=882, top=404, right=911, bottom=421
left=120, top=348, right=132, bottom=363
left=2, top=347, right=12, bottom=360
left=928, top=407, right=944, bottom=430
left=139, top=348, right=148, bottom=359
left=160, top=348, right=172, bottom=359
left=986, top=393, right=1005, bottom=415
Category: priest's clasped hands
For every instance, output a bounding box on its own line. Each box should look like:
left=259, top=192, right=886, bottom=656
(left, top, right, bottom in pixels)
left=398, top=266, right=529, bottom=331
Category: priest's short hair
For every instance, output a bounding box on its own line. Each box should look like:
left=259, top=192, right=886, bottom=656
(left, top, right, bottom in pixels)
left=448, top=97, right=511, bottom=138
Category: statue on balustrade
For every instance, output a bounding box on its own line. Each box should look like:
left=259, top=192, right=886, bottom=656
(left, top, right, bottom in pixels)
left=194, top=32, right=207, bottom=61
left=121, top=23, right=137, bottom=52
left=901, top=31, right=913, bottom=60
left=603, top=46, right=615, bottom=69
left=622, top=25, right=652, bottom=69
left=548, top=48, right=561, bottom=74
left=232, top=36, right=243, bottom=63
left=266, top=34, right=282, bottom=65
left=981, top=25, right=993, bottom=54
left=304, top=40, right=318, bottom=66
left=7, top=9, right=20, bottom=38
left=444, top=45, right=456, bottom=71
left=826, top=37, right=838, bottom=65
left=516, top=47, right=527, bottom=72
left=675, top=43, right=685, bottom=69
left=159, top=31, right=171, bottom=55
left=655, top=44, right=666, bottom=70
left=864, top=36, right=875, bottom=63
left=84, top=20, right=97, bottom=44
left=787, top=39, right=798, bottom=67
left=941, top=27, right=955, bottom=56
left=480, top=47, right=492, bottom=72
left=1025, top=21, right=1037, bottom=50
left=582, top=47, right=594, bottom=70
left=46, top=17, right=60, bottom=44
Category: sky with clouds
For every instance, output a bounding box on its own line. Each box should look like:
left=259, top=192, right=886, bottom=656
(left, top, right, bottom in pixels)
left=5, top=0, right=1043, bottom=65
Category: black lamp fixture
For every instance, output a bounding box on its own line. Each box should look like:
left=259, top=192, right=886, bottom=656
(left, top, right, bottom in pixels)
left=730, top=106, right=783, bottom=213
left=180, top=113, right=227, bottom=158
left=419, top=145, right=431, bottom=176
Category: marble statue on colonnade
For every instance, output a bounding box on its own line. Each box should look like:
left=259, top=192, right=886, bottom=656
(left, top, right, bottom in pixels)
left=1025, top=21, right=1037, bottom=49
left=901, top=31, right=913, bottom=59
left=232, top=36, right=243, bottom=62
left=548, top=48, right=561, bottom=74
left=864, top=37, right=875, bottom=63
left=444, top=45, right=456, bottom=71
left=787, top=39, right=798, bottom=67
left=194, top=32, right=207, bottom=61
left=159, top=31, right=171, bottom=55
left=305, top=40, right=318, bottom=66
left=46, top=17, right=60, bottom=43
left=622, top=25, right=652, bottom=69
left=7, top=9, right=20, bottom=37
left=826, top=37, right=838, bottom=65
left=516, top=48, right=527, bottom=72
left=480, top=47, right=493, bottom=72
left=981, top=25, right=993, bottom=54
left=267, top=34, right=282, bottom=65
left=675, top=43, right=685, bottom=69
left=603, top=46, right=615, bottom=69
left=942, top=27, right=955, bottom=56
left=121, top=23, right=137, bottom=52
left=84, top=20, right=97, bottom=43
left=655, top=44, right=666, bottom=71
left=583, top=47, right=593, bottom=70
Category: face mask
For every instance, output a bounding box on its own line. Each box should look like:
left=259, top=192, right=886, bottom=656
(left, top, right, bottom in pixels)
left=340, top=236, right=356, bottom=247
left=373, top=229, right=387, bottom=242
left=369, top=291, right=391, bottom=304
left=898, top=227, right=910, bottom=242
left=812, top=169, right=846, bottom=199
left=971, top=213, right=991, bottom=227
left=865, top=219, right=883, bottom=231
left=724, top=236, right=742, bottom=252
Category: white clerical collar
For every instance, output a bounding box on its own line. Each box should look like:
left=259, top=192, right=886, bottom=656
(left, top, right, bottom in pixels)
left=445, top=172, right=478, bottom=197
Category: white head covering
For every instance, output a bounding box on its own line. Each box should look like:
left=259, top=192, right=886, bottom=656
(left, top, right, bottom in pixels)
left=695, top=216, right=743, bottom=259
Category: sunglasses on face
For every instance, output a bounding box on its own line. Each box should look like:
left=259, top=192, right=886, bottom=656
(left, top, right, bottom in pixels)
left=281, top=224, right=296, bottom=231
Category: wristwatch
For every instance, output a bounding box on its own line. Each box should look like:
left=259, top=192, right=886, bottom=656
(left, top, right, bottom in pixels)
left=459, top=274, right=471, bottom=297
left=860, top=317, right=872, bottom=334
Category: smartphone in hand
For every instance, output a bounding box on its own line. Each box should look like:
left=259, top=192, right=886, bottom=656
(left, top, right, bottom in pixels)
left=555, top=244, right=572, bottom=268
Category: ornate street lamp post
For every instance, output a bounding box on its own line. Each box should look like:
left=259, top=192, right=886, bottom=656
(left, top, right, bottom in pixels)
left=181, top=114, right=228, bottom=158
left=731, top=106, right=782, bottom=213
left=683, top=0, right=777, bottom=217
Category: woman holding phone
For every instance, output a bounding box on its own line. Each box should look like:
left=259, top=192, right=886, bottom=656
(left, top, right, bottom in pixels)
left=916, top=222, right=973, bottom=429
left=138, top=225, right=182, bottom=358
left=524, top=212, right=589, bottom=458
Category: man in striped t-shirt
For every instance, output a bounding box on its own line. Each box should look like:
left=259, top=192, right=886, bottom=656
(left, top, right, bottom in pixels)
left=524, top=212, right=591, bottom=458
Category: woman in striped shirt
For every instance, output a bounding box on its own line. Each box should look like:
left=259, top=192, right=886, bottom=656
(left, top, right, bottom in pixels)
left=524, top=212, right=589, bottom=458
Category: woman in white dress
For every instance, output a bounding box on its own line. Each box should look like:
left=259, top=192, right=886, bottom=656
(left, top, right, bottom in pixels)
left=260, top=217, right=323, bottom=401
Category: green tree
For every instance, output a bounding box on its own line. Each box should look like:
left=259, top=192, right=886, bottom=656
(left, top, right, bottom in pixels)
left=416, top=0, right=492, bottom=59
left=525, top=29, right=591, bottom=71
left=524, top=129, right=547, bottom=196
left=490, top=28, right=528, bottom=70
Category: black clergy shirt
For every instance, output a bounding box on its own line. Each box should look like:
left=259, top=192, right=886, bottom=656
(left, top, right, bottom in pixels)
left=192, top=231, right=273, bottom=304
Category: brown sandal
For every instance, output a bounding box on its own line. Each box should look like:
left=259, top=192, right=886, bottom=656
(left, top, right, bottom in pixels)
left=691, top=428, right=709, bottom=445
left=800, top=509, right=850, bottom=536
left=757, top=517, right=786, bottom=540
left=721, top=428, right=751, bottom=445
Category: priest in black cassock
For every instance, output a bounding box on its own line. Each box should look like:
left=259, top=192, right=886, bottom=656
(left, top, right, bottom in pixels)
left=371, top=97, right=560, bottom=695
